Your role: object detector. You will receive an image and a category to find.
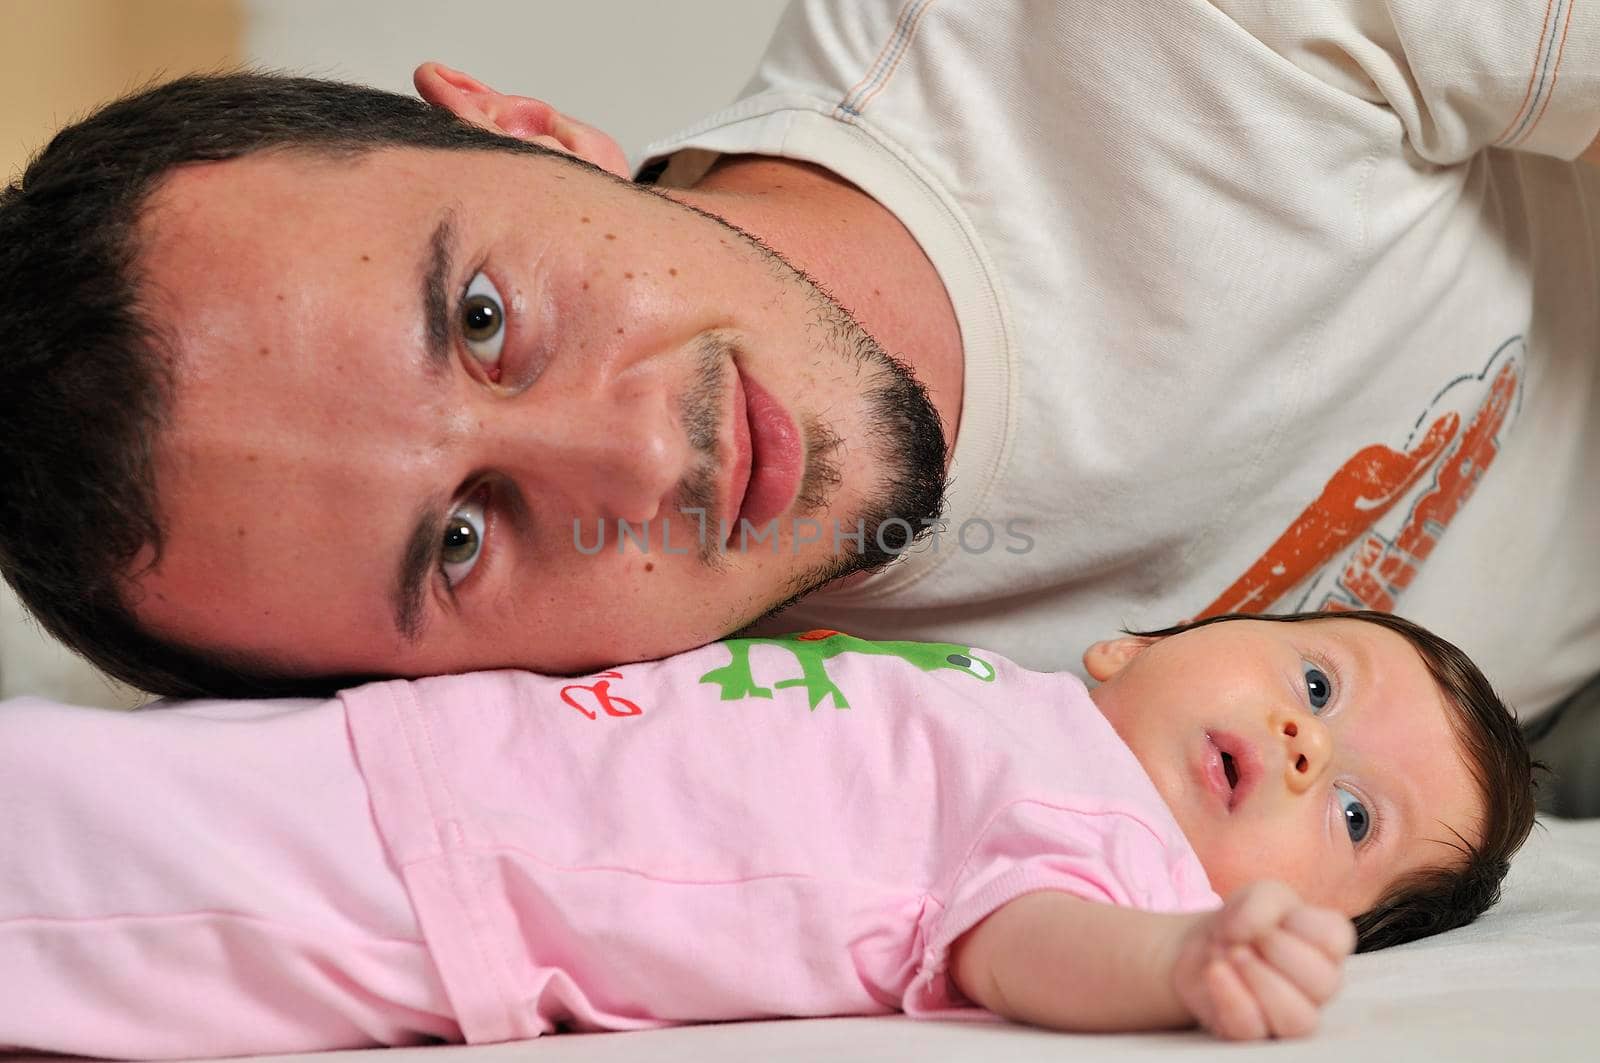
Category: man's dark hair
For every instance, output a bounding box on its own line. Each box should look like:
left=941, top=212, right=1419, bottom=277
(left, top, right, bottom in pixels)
left=1130, top=609, right=1539, bottom=952
left=0, top=71, right=566, bottom=699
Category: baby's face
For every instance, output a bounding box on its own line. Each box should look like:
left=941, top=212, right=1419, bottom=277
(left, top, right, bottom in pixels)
left=1085, top=618, right=1484, bottom=915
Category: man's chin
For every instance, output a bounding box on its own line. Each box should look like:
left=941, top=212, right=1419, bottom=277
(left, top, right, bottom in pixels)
left=726, top=544, right=900, bottom=638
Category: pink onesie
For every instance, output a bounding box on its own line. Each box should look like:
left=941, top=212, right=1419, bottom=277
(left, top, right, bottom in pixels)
left=0, top=632, right=1219, bottom=1057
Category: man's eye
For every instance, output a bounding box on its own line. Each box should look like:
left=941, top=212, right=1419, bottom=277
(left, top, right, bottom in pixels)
left=1337, top=787, right=1371, bottom=844
left=441, top=498, right=486, bottom=587
left=1303, top=663, right=1333, bottom=711
left=462, top=271, right=505, bottom=373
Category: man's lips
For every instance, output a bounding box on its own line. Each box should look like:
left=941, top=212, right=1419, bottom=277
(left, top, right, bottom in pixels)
left=722, top=368, right=752, bottom=541
left=1201, top=732, right=1260, bottom=811
left=727, top=367, right=803, bottom=541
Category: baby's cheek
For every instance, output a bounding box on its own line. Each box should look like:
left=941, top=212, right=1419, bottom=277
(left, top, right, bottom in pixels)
left=1189, top=829, right=1305, bottom=901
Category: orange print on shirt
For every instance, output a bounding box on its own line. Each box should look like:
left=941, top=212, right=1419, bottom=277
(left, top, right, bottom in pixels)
left=1198, top=346, right=1523, bottom=619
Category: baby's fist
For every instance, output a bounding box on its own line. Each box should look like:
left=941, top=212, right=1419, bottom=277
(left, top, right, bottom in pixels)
left=1173, top=880, right=1356, bottom=1040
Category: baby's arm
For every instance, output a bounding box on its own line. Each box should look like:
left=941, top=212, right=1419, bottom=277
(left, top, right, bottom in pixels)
left=949, top=881, right=1355, bottom=1040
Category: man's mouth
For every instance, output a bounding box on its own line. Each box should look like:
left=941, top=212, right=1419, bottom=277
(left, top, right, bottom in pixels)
left=727, top=365, right=803, bottom=543
left=722, top=367, right=753, bottom=544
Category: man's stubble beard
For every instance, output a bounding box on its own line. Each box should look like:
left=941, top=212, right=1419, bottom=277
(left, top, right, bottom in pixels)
left=639, top=179, right=949, bottom=633
left=674, top=308, right=949, bottom=583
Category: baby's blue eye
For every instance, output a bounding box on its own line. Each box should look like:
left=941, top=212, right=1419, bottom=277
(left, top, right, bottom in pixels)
left=1303, top=663, right=1332, bottom=711
left=1338, top=788, right=1370, bottom=844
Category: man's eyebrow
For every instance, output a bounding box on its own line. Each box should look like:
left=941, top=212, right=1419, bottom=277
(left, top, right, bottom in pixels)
left=389, top=210, right=462, bottom=644
left=393, top=491, right=450, bottom=645
left=421, top=210, right=457, bottom=378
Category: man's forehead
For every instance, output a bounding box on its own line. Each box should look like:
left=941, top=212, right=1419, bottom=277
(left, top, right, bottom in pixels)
left=143, top=149, right=431, bottom=239
left=137, top=152, right=442, bottom=362
left=129, top=149, right=456, bottom=667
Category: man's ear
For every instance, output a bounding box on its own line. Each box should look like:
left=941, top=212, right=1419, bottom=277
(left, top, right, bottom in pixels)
left=1082, top=635, right=1156, bottom=682
left=413, top=62, right=631, bottom=179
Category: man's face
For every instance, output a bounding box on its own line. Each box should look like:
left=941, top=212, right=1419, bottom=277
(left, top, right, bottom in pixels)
left=1086, top=619, right=1484, bottom=914
left=129, top=146, right=943, bottom=678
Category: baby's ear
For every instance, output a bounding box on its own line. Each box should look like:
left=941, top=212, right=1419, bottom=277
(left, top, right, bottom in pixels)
left=1082, top=635, right=1155, bottom=682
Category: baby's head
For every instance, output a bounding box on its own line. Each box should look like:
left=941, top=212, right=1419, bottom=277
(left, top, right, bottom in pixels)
left=1084, top=610, right=1537, bottom=952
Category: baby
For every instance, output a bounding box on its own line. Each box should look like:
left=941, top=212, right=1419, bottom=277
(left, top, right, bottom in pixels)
left=0, top=610, right=1536, bottom=1058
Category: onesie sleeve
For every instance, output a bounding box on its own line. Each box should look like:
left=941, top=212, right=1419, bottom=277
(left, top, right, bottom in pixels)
left=901, top=799, right=1219, bottom=1018
left=1213, top=0, right=1600, bottom=163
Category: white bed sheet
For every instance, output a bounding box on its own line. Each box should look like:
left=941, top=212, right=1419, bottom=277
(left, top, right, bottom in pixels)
left=143, top=817, right=1597, bottom=1063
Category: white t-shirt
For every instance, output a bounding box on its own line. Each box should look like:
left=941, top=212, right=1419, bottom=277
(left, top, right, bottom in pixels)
left=641, top=0, right=1600, bottom=718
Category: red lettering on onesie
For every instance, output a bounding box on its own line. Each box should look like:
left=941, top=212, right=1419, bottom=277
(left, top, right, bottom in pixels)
left=560, top=671, right=645, bottom=720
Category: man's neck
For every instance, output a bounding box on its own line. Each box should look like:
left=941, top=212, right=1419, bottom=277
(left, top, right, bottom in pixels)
left=669, top=156, right=965, bottom=464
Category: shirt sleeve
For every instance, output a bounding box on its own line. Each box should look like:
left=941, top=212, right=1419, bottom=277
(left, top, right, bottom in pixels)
left=1213, top=0, right=1600, bottom=163
left=901, top=799, right=1219, bottom=1018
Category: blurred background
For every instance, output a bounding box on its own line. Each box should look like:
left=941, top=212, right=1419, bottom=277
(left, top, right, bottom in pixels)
left=0, top=0, right=790, bottom=705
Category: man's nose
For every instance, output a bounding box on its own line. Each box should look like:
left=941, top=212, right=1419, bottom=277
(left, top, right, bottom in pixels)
left=1270, top=707, right=1332, bottom=795
left=485, top=386, right=696, bottom=525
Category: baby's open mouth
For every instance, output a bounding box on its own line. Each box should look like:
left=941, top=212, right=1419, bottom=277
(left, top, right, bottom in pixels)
left=1221, top=752, right=1239, bottom=790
